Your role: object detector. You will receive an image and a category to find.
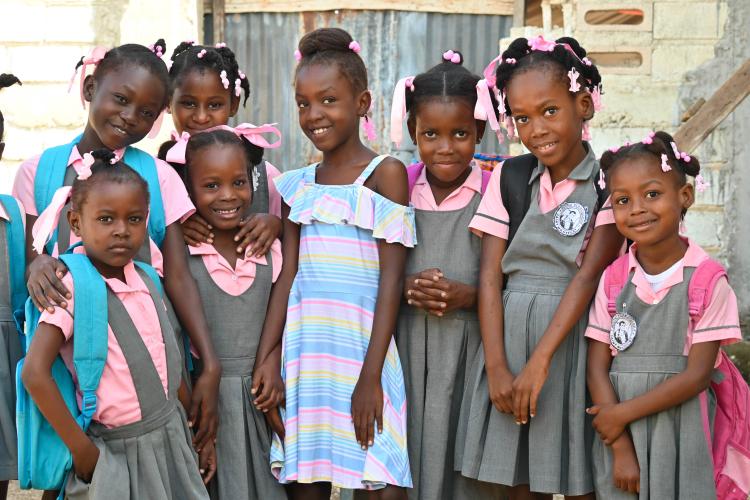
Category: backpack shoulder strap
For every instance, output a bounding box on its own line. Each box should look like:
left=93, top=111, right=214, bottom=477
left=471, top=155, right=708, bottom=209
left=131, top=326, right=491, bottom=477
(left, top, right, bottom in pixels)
left=123, top=147, right=166, bottom=248
left=34, top=139, right=80, bottom=214
left=500, top=154, right=537, bottom=245
left=687, top=258, right=727, bottom=322
left=58, top=253, right=108, bottom=431
left=406, top=162, right=425, bottom=196
left=0, top=195, right=27, bottom=331
left=604, top=254, right=631, bottom=316
left=134, top=261, right=164, bottom=297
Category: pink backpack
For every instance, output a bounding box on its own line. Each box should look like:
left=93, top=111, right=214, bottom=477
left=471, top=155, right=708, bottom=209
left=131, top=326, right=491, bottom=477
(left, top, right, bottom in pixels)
left=604, top=255, right=750, bottom=499
left=406, top=162, right=491, bottom=196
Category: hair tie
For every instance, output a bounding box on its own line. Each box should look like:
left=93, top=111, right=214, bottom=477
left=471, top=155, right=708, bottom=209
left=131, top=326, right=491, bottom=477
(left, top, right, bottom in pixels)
left=475, top=79, right=503, bottom=143
left=234, top=79, right=242, bottom=97
left=148, top=43, right=164, bottom=58
left=661, top=154, right=672, bottom=172
left=642, top=131, right=656, bottom=144
left=348, top=41, right=361, bottom=54
left=695, top=174, right=710, bottom=192
left=390, top=76, right=415, bottom=147
left=238, top=70, right=246, bottom=80
left=482, top=54, right=502, bottom=88
left=442, top=50, right=461, bottom=64
left=598, top=169, right=606, bottom=190
left=219, top=70, right=230, bottom=89
left=68, top=46, right=108, bottom=109
left=294, top=49, right=302, bottom=62
left=197, top=49, right=207, bottom=59
left=568, top=67, right=581, bottom=92
left=215, top=42, right=227, bottom=49
left=505, top=58, right=517, bottom=65
left=361, top=94, right=376, bottom=142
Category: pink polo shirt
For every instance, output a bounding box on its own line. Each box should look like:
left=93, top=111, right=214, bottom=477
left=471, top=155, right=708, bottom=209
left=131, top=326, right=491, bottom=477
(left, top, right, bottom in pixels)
left=263, top=162, right=283, bottom=218
left=585, top=239, right=741, bottom=364
left=188, top=238, right=282, bottom=296
left=12, top=145, right=195, bottom=274
left=0, top=196, right=25, bottom=231
left=410, top=163, right=483, bottom=211
left=39, top=254, right=169, bottom=428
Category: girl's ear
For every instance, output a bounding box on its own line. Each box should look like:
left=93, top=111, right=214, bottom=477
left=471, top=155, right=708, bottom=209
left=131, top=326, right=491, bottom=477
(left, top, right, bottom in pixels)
left=68, top=209, right=82, bottom=237
left=680, top=181, right=695, bottom=212
left=475, top=120, right=487, bottom=144
left=576, top=90, right=594, bottom=121
left=82, top=75, right=96, bottom=103
left=356, top=89, right=371, bottom=118
left=229, top=94, right=240, bottom=117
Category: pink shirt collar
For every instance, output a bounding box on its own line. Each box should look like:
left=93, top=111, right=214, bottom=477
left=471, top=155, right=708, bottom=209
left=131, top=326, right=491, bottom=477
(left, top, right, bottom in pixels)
left=187, top=242, right=269, bottom=266
left=627, top=238, right=708, bottom=293
left=71, top=245, right=145, bottom=293
left=529, top=142, right=598, bottom=186
left=412, top=162, right=482, bottom=210
left=413, top=162, right=482, bottom=192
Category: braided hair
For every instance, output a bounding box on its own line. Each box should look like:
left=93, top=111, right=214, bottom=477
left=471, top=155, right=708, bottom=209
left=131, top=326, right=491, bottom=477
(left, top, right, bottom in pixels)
left=295, top=28, right=368, bottom=95
left=169, top=42, right=250, bottom=105
left=495, top=36, right=602, bottom=117
left=79, top=40, right=170, bottom=109
left=406, top=51, right=498, bottom=127
left=0, top=73, right=22, bottom=142
left=183, top=129, right=256, bottom=190
left=70, top=149, right=150, bottom=211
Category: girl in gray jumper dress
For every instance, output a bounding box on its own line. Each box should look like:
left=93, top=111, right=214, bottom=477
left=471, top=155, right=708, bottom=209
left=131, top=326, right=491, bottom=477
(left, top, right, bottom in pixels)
left=586, top=132, right=742, bottom=499
left=462, top=36, right=623, bottom=499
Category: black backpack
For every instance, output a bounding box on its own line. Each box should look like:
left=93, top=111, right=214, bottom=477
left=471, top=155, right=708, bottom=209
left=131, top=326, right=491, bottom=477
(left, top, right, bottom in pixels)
left=500, top=153, right=609, bottom=248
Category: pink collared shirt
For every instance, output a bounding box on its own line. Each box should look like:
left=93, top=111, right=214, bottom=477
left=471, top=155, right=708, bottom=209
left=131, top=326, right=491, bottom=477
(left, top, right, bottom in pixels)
left=411, top=163, right=483, bottom=211
left=585, top=239, right=741, bottom=364
left=188, top=239, right=282, bottom=296
left=12, top=145, right=195, bottom=274
left=0, top=196, right=25, bottom=232
left=264, top=162, right=283, bottom=218
left=39, top=254, right=170, bottom=428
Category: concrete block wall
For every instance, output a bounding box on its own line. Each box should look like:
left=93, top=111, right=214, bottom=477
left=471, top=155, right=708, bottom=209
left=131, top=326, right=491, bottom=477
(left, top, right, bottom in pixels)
left=0, top=0, right=201, bottom=194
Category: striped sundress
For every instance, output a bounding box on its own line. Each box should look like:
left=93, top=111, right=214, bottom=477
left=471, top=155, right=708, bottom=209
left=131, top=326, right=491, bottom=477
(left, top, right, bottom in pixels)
left=270, top=155, right=415, bottom=489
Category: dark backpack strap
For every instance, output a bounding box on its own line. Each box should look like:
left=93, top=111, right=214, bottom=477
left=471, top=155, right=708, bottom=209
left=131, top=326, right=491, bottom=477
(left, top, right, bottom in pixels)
left=499, top=154, right=537, bottom=246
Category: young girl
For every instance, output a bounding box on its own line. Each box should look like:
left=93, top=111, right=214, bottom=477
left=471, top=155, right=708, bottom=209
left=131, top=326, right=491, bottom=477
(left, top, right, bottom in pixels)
left=389, top=52, right=505, bottom=500
left=162, top=41, right=283, bottom=259
left=462, top=36, right=622, bottom=499
left=0, top=72, right=24, bottom=500
left=11, top=41, right=221, bottom=449
left=22, top=150, right=213, bottom=499
left=252, top=28, right=414, bottom=499
left=168, top=126, right=287, bottom=499
left=585, top=132, right=741, bottom=498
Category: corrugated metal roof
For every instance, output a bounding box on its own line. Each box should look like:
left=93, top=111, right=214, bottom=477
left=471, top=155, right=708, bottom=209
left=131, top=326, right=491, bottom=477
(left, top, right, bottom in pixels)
left=207, top=10, right=512, bottom=169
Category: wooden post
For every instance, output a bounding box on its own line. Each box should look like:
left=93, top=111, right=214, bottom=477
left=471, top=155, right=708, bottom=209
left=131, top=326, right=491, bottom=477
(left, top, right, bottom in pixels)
left=213, top=0, right=226, bottom=44
left=675, top=59, right=750, bottom=153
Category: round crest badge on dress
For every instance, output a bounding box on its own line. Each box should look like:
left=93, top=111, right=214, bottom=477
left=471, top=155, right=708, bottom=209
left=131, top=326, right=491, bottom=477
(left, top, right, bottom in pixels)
left=610, top=311, right=638, bottom=351
left=553, top=202, right=589, bottom=236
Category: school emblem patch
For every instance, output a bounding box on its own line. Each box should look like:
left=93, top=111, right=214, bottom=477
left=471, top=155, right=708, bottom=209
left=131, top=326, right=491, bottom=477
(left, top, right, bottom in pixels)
left=553, top=202, right=589, bottom=236
left=610, top=311, right=638, bottom=351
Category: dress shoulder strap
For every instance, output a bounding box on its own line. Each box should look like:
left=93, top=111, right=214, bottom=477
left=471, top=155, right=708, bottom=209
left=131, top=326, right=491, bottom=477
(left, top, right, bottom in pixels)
left=354, top=154, right=390, bottom=186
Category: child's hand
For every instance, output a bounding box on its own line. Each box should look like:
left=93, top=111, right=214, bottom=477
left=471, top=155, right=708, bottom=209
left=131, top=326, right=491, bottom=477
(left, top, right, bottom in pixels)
left=587, top=403, right=628, bottom=445
left=266, top=407, right=285, bottom=441
left=611, top=435, right=640, bottom=493
left=487, top=366, right=515, bottom=414
left=181, top=213, right=213, bottom=246
left=72, top=439, right=100, bottom=483
left=198, top=440, right=217, bottom=485
left=351, top=374, right=383, bottom=450
left=251, top=357, right=285, bottom=412
left=27, top=254, right=70, bottom=313
left=511, top=354, right=550, bottom=424
left=190, top=368, right=220, bottom=452
left=405, top=269, right=474, bottom=316
left=235, top=214, right=282, bottom=257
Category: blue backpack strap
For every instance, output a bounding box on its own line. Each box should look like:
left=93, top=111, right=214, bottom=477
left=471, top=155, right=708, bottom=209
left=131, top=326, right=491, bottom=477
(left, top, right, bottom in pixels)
left=58, top=253, right=108, bottom=431
left=123, top=147, right=166, bottom=247
left=0, top=195, right=27, bottom=333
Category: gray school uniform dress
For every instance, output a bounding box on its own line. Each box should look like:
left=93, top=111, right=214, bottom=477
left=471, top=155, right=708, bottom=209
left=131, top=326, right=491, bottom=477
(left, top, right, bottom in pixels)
left=461, top=149, right=601, bottom=495
left=186, top=176, right=286, bottom=500
left=0, top=201, right=21, bottom=481
left=396, top=189, right=506, bottom=500
left=591, top=268, right=717, bottom=499
left=66, top=267, right=209, bottom=500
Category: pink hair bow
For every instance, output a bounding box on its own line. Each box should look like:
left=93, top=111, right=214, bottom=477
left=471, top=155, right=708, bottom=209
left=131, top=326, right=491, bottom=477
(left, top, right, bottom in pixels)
left=77, top=153, right=95, bottom=180
left=32, top=186, right=73, bottom=255
left=443, top=50, right=461, bottom=64
left=482, top=54, right=502, bottom=89
left=475, top=79, right=503, bottom=143
left=390, top=76, right=415, bottom=147
left=166, top=131, right=191, bottom=164
left=695, top=174, right=710, bottom=192
left=361, top=94, right=377, bottom=142
left=231, top=123, right=282, bottom=149
left=528, top=35, right=556, bottom=52
left=69, top=46, right=108, bottom=109
left=349, top=41, right=361, bottom=54
left=294, top=49, right=302, bottom=62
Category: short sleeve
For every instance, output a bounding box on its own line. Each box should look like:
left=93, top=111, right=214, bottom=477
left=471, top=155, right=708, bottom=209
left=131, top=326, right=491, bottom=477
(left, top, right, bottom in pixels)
left=595, top=195, right=615, bottom=227
left=38, top=273, right=75, bottom=341
left=690, top=277, right=742, bottom=347
left=265, top=162, right=282, bottom=218
left=12, top=154, right=42, bottom=216
left=154, top=158, right=195, bottom=225
left=468, top=164, right=510, bottom=239
left=273, top=167, right=307, bottom=208
left=585, top=274, right=614, bottom=347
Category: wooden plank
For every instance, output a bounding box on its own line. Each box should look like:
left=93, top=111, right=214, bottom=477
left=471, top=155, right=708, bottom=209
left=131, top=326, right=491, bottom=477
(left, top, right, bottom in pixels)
left=674, top=59, right=750, bottom=153
left=213, top=0, right=226, bottom=43
left=204, top=0, right=514, bottom=15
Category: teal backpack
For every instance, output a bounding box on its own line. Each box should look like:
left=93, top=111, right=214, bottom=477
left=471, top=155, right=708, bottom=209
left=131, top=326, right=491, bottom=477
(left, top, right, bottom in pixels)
left=16, top=252, right=163, bottom=491
left=0, top=194, right=27, bottom=335
left=34, top=136, right=166, bottom=254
